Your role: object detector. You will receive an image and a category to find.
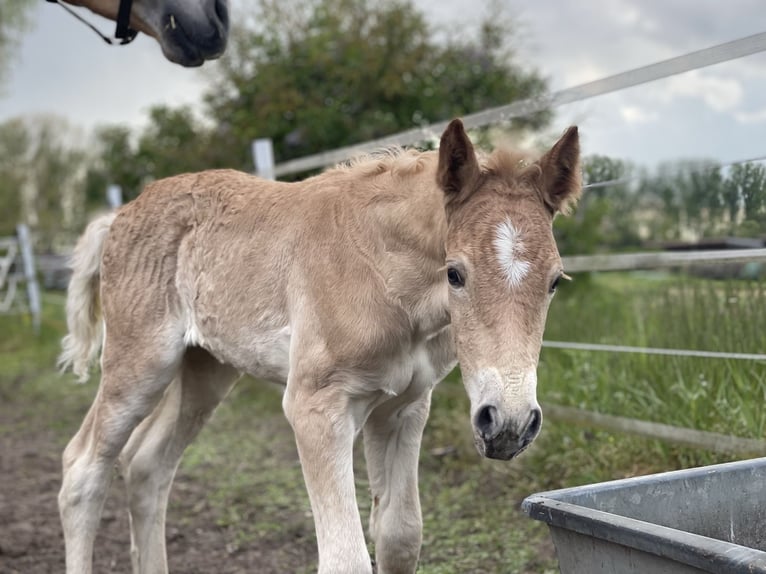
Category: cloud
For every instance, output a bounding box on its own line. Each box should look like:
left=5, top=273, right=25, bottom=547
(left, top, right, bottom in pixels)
left=605, top=0, right=658, bottom=33
left=658, top=71, right=742, bottom=112
left=734, top=108, right=766, bottom=124
left=620, top=105, right=658, bottom=124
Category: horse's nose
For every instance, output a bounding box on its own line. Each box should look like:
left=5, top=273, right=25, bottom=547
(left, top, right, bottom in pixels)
left=520, top=408, right=542, bottom=444
left=474, top=405, right=543, bottom=460
left=474, top=404, right=501, bottom=441
left=475, top=405, right=542, bottom=443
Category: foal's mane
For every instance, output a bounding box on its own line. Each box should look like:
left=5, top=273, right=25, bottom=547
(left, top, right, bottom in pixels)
left=329, top=147, right=437, bottom=179
left=327, top=145, right=541, bottom=184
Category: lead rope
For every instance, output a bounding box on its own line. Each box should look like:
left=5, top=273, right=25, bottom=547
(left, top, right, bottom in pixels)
left=46, top=0, right=138, bottom=45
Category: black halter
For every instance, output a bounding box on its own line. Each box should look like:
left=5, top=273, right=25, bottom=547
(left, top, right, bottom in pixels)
left=46, top=0, right=138, bottom=45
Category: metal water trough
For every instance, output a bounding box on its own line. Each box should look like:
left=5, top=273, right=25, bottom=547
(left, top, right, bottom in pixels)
left=522, top=457, right=766, bottom=573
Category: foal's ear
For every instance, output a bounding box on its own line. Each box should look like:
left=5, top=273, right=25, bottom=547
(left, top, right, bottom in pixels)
left=437, top=119, right=481, bottom=213
left=537, top=126, right=582, bottom=215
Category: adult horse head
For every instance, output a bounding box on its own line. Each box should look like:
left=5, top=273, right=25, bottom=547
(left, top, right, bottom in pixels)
left=53, top=0, right=229, bottom=66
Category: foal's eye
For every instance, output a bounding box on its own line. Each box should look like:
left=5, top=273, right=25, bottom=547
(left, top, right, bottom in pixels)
left=549, top=275, right=562, bottom=293
left=447, top=267, right=465, bottom=288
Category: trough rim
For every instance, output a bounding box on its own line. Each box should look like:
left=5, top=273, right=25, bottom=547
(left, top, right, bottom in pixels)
left=522, top=457, right=766, bottom=574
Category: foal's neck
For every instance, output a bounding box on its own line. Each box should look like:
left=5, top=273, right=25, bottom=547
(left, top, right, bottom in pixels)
left=357, top=162, right=450, bottom=338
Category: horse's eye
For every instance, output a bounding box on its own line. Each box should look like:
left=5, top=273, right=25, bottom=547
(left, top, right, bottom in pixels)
left=447, top=267, right=465, bottom=288
left=550, top=275, right=561, bottom=293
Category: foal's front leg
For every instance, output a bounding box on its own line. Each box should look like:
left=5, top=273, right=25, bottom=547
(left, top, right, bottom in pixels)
left=364, top=390, right=432, bottom=574
left=283, top=382, right=372, bottom=574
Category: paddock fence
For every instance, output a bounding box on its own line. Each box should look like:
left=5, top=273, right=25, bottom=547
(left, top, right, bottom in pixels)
left=249, top=30, right=766, bottom=455
left=264, top=31, right=766, bottom=179
left=16, top=29, right=766, bottom=454
left=0, top=225, right=41, bottom=332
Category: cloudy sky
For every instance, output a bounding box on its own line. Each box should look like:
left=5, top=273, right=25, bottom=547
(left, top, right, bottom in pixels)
left=2, top=0, right=766, bottom=168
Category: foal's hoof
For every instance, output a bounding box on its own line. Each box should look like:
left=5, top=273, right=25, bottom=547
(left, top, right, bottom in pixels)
left=371, top=558, right=377, bottom=573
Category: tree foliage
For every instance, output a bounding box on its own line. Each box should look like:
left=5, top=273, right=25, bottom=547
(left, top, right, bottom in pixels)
left=727, top=162, right=766, bottom=231
left=554, top=155, right=642, bottom=255
left=0, top=119, right=29, bottom=235
left=0, top=0, right=32, bottom=89
left=204, top=0, right=549, bottom=171
left=556, top=155, right=766, bottom=256
left=0, top=116, right=87, bottom=247
left=8, top=0, right=766, bottom=254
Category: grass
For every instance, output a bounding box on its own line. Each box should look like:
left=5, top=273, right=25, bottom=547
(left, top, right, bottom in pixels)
left=2, top=272, right=765, bottom=572
left=541, top=273, right=766, bottom=440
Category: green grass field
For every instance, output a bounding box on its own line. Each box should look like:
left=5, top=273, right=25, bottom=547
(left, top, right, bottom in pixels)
left=2, top=272, right=764, bottom=572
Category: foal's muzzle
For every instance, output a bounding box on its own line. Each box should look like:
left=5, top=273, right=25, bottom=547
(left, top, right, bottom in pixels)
left=473, top=406, right=542, bottom=461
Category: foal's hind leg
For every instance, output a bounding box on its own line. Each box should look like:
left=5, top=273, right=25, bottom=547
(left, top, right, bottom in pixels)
left=58, top=326, right=185, bottom=574
left=363, top=390, right=432, bottom=574
left=118, top=347, right=239, bottom=574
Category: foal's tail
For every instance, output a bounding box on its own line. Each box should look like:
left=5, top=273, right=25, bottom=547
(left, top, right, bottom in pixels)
left=58, top=213, right=117, bottom=383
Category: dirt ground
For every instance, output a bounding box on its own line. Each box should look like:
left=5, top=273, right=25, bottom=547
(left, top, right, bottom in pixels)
left=0, top=315, right=558, bottom=574
left=0, top=388, right=317, bottom=574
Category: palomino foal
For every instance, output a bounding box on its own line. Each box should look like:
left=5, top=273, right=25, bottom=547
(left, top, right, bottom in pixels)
left=58, top=119, right=581, bottom=574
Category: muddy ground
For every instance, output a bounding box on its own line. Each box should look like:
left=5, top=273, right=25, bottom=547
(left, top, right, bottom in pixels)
left=0, top=307, right=558, bottom=574
left=0, top=396, right=319, bottom=574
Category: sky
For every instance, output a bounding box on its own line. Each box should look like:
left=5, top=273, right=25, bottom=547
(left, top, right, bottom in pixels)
left=3, top=0, right=766, bottom=169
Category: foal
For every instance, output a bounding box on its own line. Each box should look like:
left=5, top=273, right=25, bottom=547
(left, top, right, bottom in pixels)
left=58, top=119, right=581, bottom=574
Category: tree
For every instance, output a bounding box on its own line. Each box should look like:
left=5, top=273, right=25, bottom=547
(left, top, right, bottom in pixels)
left=84, top=125, right=145, bottom=205
left=0, top=116, right=87, bottom=247
left=136, top=105, right=225, bottom=181
left=669, top=160, right=723, bottom=236
left=554, top=155, right=641, bottom=255
left=638, top=160, right=723, bottom=240
left=0, top=119, right=29, bottom=235
left=0, top=0, right=32, bottom=89
left=204, top=0, right=549, bottom=172
left=85, top=105, right=234, bottom=204
left=726, top=162, right=766, bottom=230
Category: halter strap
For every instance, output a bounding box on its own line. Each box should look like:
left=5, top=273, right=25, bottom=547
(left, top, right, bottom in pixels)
left=46, top=0, right=138, bottom=45
left=114, top=0, right=135, bottom=41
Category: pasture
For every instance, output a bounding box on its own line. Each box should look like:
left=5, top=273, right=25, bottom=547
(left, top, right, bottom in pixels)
left=2, top=271, right=765, bottom=573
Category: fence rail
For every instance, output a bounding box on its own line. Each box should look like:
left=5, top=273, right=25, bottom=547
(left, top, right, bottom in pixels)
left=562, top=248, right=766, bottom=273
left=542, top=341, right=766, bottom=362
left=544, top=404, right=766, bottom=456
left=272, top=31, right=766, bottom=177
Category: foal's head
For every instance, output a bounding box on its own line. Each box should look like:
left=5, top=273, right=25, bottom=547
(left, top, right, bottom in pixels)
left=437, top=119, right=581, bottom=461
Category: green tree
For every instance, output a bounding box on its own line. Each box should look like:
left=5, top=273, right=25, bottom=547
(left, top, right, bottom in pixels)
left=136, top=105, right=214, bottom=180
left=86, top=106, right=234, bottom=204
left=84, top=125, right=145, bottom=204
left=674, top=160, right=723, bottom=236
left=204, top=0, right=549, bottom=172
left=0, top=118, right=30, bottom=235
left=554, top=155, right=641, bottom=255
left=0, top=116, right=87, bottom=247
left=725, top=162, right=766, bottom=234
left=638, top=161, right=715, bottom=241
left=28, top=117, right=87, bottom=249
left=0, top=0, right=32, bottom=89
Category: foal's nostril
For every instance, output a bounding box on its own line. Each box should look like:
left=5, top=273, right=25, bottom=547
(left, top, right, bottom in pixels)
left=523, top=408, right=542, bottom=442
left=475, top=405, right=499, bottom=440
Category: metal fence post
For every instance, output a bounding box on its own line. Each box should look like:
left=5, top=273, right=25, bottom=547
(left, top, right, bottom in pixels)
left=106, top=184, right=123, bottom=209
left=252, top=139, right=276, bottom=180
left=16, top=224, right=41, bottom=333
